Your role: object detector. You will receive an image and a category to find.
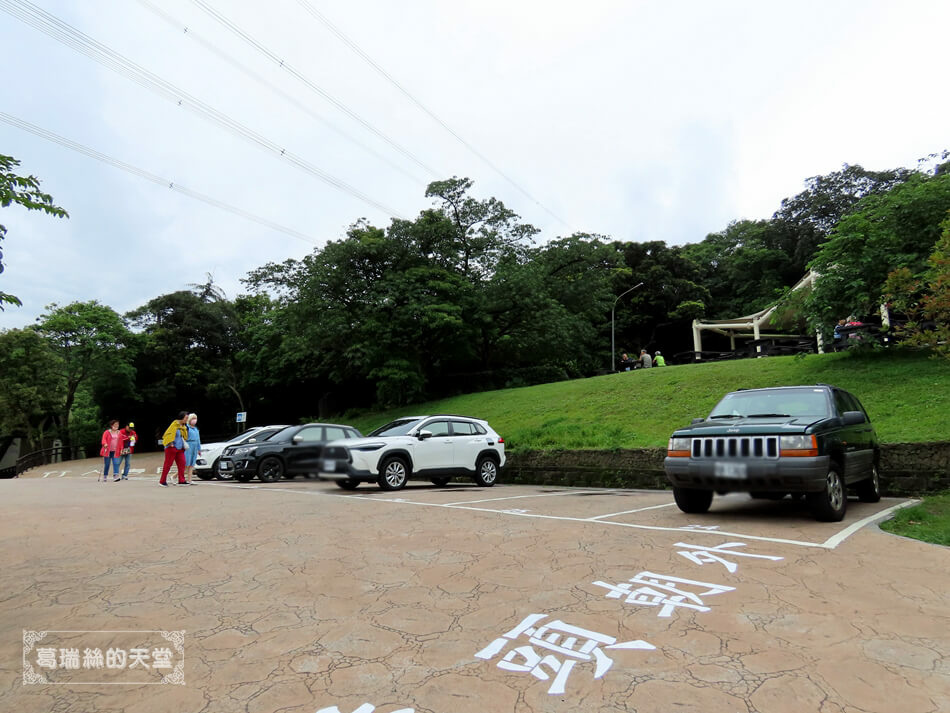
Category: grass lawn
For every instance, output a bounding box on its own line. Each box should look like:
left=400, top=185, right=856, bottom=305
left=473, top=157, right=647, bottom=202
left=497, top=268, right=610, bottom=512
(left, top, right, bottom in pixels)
left=879, top=491, right=950, bottom=546
left=344, top=350, right=950, bottom=451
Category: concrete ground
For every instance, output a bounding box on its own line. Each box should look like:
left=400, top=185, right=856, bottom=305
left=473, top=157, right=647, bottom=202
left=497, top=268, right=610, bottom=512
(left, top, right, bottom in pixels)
left=2, top=455, right=948, bottom=713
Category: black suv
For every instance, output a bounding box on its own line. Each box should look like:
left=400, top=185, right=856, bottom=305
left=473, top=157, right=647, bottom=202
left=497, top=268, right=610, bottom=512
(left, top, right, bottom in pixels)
left=664, top=384, right=880, bottom=521
left=218, top=423, right=362, bottom=482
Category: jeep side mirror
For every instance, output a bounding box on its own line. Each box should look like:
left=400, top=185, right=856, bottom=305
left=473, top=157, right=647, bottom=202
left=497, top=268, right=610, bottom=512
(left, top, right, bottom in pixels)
left=841, top=411, right=865, bottom=425
left=248, top=438, right=257, bottom=443
left=417, top=430, right=433, bottom=440
left=292, top=435, right=303, bottom=443
left=691, top=418, right=705, bottom=425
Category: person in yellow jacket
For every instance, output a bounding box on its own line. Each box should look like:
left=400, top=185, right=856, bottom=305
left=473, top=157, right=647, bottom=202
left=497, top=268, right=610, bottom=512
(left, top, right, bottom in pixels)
left=654, top=351, right=666, bottom=367
left=159, top=411, right=189, bottom=487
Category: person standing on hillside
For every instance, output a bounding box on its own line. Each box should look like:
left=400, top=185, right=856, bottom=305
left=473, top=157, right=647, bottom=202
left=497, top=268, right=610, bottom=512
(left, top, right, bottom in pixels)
left=159, top=412, right=189, bottom=487
left=639, top=349, right=653, bottom=369
left=654, top=351, right=666, bottom=367
left=117, top=421, right=137, bottom=480
left=99, top=419, right=122, bottom=482
left=183, top=413, right=202, bottom=485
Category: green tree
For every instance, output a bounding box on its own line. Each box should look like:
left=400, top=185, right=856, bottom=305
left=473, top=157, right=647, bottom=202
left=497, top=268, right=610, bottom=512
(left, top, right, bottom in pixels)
left=0, top=154, right=68, bottom=309
left=34, top=301, right=133, bottom=443
left=806, top=172, right=950, bottom=334
left=884, top=217, right=950, bottom=358
left=0, top=328, right=64, bottom=449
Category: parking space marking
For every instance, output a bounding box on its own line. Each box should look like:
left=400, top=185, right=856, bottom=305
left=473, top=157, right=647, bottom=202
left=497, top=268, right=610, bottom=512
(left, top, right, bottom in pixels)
left=442, top=489, right=604, bottom=506
left=820, top=499, right=918, bottom=548
left=586, top=502, right=678, bottom=520
left=216, top=484, right=833, bottom=549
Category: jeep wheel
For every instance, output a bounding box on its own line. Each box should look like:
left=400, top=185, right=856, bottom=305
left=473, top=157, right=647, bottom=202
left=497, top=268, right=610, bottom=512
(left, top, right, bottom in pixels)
left=335, top=479, right=360, bottom=490
left=474, top=457, right=498, bottom=487
left=673, top=487, right=713, bottom=514
left=378, top=457, right=408, bottom=491
left=431, top=477, right=451, bottom=487
left=807, top=467, right=847, bottom=521
left=257, top=457, right=284, bottom=483
left=856, top=463, right=881, bottom=503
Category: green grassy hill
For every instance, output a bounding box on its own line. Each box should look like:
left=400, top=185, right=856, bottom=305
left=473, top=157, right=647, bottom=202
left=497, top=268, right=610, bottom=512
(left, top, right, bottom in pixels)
left=345, top=351, right=950, bottom=451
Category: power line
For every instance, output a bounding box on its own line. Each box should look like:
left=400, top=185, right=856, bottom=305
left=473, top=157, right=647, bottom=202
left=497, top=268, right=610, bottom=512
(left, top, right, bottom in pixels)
left=189, top=0, right=442, bottom=180
left=0, top=0, right=405, bottom=219
left=295, top=0, right=572, bottom=230
left=0, top=112, right=321, bottom=245
left=135, top=0, right=427, bottom=186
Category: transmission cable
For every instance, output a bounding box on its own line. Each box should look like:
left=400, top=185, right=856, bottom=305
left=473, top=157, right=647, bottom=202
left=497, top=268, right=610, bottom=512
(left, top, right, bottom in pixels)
left=135, top=0, right=425, bottom=186
left=0, top=0, right=405, bottom=218
left=189, top=0, right=442, bottom=179
left=0, top=112, right=321, bottom=245
left=295, top=0, right=572, bottom=230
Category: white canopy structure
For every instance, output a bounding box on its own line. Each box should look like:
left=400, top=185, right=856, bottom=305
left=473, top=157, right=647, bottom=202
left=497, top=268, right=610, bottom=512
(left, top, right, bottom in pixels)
left=691, top=271, right=822, bottom=358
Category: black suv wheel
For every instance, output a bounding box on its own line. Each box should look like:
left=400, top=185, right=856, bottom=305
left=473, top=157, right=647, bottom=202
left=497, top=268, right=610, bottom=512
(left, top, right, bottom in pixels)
left=673, top=487, right=713, bottom=514
left=257, top=456, right=284, bottom=483
left=378, top=457, right=408, bottom=491
left=807, top=466, right=847, bottom=521
left=855, top=463, right=881, bottom=503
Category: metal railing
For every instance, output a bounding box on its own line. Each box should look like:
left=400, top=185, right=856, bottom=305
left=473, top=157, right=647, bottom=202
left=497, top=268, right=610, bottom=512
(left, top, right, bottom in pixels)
left=11, top=445, right=87, bottom=478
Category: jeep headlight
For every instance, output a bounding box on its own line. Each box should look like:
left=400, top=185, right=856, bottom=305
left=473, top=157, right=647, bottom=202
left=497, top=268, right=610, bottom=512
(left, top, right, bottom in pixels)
left=230, top=446, right=256, bottom=457
left=779, top=435, right=818, bottom=456
left=667, top=437, right=691, bottom=457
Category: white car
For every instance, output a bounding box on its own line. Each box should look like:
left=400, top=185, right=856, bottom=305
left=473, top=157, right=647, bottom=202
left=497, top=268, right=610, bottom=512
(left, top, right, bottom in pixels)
left=317, top=415, right=505, bottom=491
left=194, top=425, right=289, bottom=480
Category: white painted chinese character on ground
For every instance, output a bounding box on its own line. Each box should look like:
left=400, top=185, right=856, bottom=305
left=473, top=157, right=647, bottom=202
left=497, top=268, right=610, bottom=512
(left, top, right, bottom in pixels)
left=36, top=647, right=57, bottom=670
left=681, top=524, right=720, bottom=531
left=105, top=648, right=127, bottom=669
left=151, top=647, right=173, bottom=669
left=475, top=613, right=655, bottom=695
left=593, top=572, right=735, bottom=617
left=128, top=648, right=151, bottom=669
left=315, top=705, right=414, bottom=713
left=674, top=541, right=783, bottom=573
left=83, top=648, right=104, bottom=669
left=58, top=648, right=80, bottom=670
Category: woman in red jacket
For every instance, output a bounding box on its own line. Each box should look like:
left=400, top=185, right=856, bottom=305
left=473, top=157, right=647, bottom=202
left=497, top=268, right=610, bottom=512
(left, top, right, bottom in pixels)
left=100, top=419, right=122, bottom=482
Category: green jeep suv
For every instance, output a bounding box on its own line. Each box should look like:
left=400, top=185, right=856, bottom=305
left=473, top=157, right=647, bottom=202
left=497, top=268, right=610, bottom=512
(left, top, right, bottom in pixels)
left=664, top=384, right=881, bottom=521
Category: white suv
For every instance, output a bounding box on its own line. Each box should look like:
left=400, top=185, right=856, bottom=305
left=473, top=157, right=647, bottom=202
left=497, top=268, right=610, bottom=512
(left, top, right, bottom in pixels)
left=317, top=415, right=505, bottom=491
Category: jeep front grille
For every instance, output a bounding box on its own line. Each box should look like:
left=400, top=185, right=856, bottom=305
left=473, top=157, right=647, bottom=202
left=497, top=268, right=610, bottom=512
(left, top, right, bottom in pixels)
left=691, top=436, right=779, bottom=459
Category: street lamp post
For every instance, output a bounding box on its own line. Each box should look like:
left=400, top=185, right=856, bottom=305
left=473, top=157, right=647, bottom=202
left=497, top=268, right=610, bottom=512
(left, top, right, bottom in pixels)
left=611, top=282, right=644, bottom=372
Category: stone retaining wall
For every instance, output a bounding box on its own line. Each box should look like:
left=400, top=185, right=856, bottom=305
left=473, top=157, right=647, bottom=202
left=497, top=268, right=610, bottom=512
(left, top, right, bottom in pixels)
left=504, top=442, right=950, bottom=496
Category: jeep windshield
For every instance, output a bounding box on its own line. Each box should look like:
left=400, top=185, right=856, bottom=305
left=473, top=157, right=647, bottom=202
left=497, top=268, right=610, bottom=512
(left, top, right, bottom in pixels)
left=368, top=418, right=423, bottom=437
left=708, top=389, right=831, bottom=420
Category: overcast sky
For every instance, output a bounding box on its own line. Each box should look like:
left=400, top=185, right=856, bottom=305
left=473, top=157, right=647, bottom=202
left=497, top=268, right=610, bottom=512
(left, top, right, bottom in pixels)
left=1, top=0, right=948, bottom=329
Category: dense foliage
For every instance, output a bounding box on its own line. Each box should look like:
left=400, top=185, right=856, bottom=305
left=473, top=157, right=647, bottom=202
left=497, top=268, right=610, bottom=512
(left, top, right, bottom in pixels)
left=1, top=155, right=948, bottom=453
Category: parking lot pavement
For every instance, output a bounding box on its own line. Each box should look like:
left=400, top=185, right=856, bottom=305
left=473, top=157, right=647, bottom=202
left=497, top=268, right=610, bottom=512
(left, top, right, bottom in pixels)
left=4, top=467, right=949, bottom=713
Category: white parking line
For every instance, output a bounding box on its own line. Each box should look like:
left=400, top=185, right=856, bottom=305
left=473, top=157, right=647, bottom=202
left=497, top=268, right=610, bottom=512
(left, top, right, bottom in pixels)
left=820, top=499, right=918, bottom=548
left=218, top=484, right=829, bottom=549
left=442, top=490, right=604, bottom=506
left=586, top=502, right=678, bottom=520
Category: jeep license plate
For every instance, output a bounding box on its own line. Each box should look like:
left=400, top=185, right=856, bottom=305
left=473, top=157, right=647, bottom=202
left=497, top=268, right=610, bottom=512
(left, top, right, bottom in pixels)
left=322, top=459, right=336, bottom=472
left=219, top=461, right=231, bottom=470
left=714, top=461, right=747, bottom=479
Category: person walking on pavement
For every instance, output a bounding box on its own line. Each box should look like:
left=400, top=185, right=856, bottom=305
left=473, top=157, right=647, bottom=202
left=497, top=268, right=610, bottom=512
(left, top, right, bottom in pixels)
left=159, top=411, right=189, bottom=487
left=183, top=413, right=202, bottom=484
left=100, top=419, right=122, bottom=482
left=117, top=421, right=137, bottom=480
